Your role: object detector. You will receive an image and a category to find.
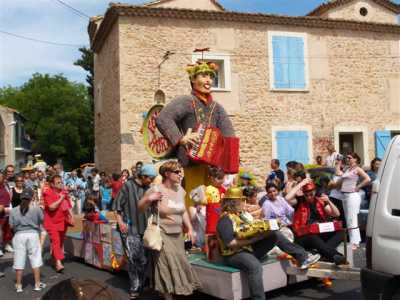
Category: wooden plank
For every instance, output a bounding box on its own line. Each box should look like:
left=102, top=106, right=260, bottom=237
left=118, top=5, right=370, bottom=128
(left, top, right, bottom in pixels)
left=191, top=260, right=288, bottom=300
left=284, top=264, right=360, bottom=281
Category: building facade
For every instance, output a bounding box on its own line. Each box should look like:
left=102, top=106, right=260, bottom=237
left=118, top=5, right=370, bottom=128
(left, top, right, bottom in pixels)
left=0, top=105, right=32, bottom=171
left=89, top=0, right=400, bottom=176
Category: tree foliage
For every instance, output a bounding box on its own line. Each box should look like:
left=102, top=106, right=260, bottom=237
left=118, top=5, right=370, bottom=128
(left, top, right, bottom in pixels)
left=74, top=47, right=94, bottom=108
left=0, top=73, right=94, bottom=169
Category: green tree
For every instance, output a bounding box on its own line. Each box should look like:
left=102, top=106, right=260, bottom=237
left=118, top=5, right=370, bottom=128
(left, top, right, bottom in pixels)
left=74, top=47, right=94, bottom=109
left=0, top=73, right=94, bottom=169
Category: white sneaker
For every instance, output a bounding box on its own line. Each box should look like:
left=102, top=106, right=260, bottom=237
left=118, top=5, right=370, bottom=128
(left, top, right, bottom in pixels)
left=33, top=282, right=46, bottom=291
left=15, top=284, right=23, bottom=293
left=0, top=249, right=4, bottom=257
left=5, top=244, right=14, bottom=253
left=299, top=253, right=321, bottom=270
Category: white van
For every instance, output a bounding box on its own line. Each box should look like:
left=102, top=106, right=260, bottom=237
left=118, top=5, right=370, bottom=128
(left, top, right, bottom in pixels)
left=362, top=135, right=400, bottom=300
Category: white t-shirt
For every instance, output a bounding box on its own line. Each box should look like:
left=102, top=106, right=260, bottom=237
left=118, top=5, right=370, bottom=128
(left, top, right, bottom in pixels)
left=92, top=174, right=101, bottom=191
left=326, top=152, right=339, bottom=167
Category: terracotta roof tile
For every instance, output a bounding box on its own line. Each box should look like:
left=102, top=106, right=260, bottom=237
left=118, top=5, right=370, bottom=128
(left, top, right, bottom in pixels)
left=143, top=0, right=225, bottom=11
left=307, top=0, right=400, bottom=16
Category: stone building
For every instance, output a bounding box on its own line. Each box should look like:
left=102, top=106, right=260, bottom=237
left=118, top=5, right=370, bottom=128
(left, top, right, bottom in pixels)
left=89, top=0, right=400, bottom=177
left=0, top=105, right=32, bottom=170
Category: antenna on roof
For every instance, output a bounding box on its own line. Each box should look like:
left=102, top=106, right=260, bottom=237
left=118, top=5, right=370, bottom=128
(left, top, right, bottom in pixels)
left=157, top=50, right=175, bottom=88
left=194, top=48, right=210, bottom=60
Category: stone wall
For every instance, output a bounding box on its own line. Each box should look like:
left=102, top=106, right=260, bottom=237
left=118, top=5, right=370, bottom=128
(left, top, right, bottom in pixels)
left=0, top=107, right=14, bottom=169
left=93, top=21, right=122, bottom=173
left=321, top=0, right=398, bottom=24
left=96, top=15, right=400, bottom=178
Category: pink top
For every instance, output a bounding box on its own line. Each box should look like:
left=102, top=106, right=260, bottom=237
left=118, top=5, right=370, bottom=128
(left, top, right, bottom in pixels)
left=341, top=168, right=359, bottom=193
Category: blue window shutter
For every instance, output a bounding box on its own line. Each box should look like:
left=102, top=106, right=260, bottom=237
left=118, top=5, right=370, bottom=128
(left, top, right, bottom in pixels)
left=276, top=131, right=292, bottom=171
left=276, top=131, right=309, bottom=171
left=288, top=37, right=306, bottom=89
left=272, top=36, right=290, bottom=89
left=375, top=131, right=391, bottom=159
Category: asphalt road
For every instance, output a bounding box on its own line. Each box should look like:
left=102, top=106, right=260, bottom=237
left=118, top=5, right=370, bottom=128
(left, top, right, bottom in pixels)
left=0, top=247, right=366, bottom=300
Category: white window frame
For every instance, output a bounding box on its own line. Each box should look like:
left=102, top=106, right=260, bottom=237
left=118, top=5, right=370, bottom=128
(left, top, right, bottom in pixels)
left=385, top=125, right=400, bottom=138
left=271, top=125, right=313, bottom=164
left=191, top=53, right=231, bottom=92
left=334, top=125, right=369, bottom=167
left=267, top=31, right=310, bottom=92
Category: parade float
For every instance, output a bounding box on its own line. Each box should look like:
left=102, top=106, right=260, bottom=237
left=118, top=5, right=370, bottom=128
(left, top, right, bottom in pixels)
left=65, top=53, right=359, bottom=300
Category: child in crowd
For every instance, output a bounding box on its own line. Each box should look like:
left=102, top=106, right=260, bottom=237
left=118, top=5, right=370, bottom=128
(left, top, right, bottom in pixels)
left=283, top=168, right=298, bottom=197
left=9, top=188, right=46, bottom=292
left=188, top=204, right=206, bottom=249
left=243, top=186, right=262, bottom=219
left=111, top=173, right=123, bottom=202
left=100, top=176, right=112, bottom=211
left=204, top=167, right=226, bottom=235
left=83, top=194, right=108, bottom=223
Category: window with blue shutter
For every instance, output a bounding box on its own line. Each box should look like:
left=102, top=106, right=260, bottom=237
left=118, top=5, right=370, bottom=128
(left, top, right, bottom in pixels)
left=271, top=35, right=306, bottom=90
left=375, top=131, right=391, bottom=159
left=276, top=131, right=309, bottom=170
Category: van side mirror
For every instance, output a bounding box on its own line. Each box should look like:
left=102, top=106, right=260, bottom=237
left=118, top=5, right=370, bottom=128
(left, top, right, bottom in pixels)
left=372, top=181, right=380, bottom=194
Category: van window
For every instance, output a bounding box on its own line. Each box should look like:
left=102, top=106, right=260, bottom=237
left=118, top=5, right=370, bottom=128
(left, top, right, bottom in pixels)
left=387, top=156, right=400, bottom=212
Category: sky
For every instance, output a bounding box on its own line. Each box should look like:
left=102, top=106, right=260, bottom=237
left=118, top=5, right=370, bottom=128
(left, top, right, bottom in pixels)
left=1, top=0, right=399, bottom=88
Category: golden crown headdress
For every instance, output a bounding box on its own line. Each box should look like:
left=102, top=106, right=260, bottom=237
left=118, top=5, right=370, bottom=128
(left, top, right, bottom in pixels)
left=186, top=61, right=218, bottom=80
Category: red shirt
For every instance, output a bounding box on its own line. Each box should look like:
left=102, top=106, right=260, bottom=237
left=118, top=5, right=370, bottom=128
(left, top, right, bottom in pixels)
left=0, top=184, right=11, bottom=219
left=43, top=187, right=70, bottom=231
left=0, top=184, right=11, bottom=206
left=111, top=179, right=123, bottom=199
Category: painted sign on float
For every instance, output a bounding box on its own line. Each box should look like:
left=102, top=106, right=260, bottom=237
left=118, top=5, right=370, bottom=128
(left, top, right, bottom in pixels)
left=142, top=104, right=173, bottom=159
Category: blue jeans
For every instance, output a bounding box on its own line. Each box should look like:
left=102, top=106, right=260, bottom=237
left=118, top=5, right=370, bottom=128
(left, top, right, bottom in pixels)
left=223, top=231, right=308, bottom=300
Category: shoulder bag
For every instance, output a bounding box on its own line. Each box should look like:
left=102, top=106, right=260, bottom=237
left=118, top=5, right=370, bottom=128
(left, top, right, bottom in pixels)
left=143, top=203, right=162, bottom=251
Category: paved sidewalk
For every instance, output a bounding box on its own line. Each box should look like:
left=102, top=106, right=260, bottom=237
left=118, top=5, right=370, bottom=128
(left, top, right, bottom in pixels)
left=0, top=247, right=365, bottom=300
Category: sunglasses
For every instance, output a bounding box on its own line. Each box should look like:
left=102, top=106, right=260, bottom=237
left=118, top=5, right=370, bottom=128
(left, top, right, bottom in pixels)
left=171, top=170, right=182, bottom=175
left=304, top=191, right=315, bottom=197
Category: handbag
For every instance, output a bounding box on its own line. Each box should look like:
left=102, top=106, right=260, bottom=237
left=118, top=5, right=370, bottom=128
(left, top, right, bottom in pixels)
left=143, top=205, right=162, bottom=251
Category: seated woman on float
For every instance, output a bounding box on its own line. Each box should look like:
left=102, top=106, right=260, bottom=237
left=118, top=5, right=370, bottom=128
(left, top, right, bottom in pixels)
left=261, top=183, right=296, bottom=256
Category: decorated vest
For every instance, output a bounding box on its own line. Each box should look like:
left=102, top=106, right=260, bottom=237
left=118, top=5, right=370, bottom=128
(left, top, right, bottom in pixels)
left=292, top=199, right=328, bottom=237
left=217, top=212, right=253, bottom=256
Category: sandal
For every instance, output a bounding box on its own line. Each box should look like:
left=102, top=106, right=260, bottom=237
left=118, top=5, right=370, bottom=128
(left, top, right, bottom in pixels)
left=56, top=265, right=65, bottom=273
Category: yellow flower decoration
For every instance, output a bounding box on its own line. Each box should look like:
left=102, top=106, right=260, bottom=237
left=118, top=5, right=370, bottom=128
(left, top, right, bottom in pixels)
left=186, top=61, right=218, bottom=79
left=205, top=185, right=221, bottom=204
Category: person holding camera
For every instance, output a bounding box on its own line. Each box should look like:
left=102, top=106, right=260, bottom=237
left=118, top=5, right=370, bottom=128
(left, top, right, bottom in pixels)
left=336, top=152, right=370, bottom=250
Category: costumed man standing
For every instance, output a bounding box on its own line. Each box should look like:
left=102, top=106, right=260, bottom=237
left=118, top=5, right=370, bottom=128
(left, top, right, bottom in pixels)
left=156, top=59, right=238, bottom=208
left=217, top=187, right=321, bottom=300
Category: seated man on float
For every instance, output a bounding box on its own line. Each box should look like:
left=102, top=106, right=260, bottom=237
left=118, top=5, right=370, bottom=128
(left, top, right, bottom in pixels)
left=216, top=187, right=320, bottom=300
left=287, top=179, right=346, bottom=265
